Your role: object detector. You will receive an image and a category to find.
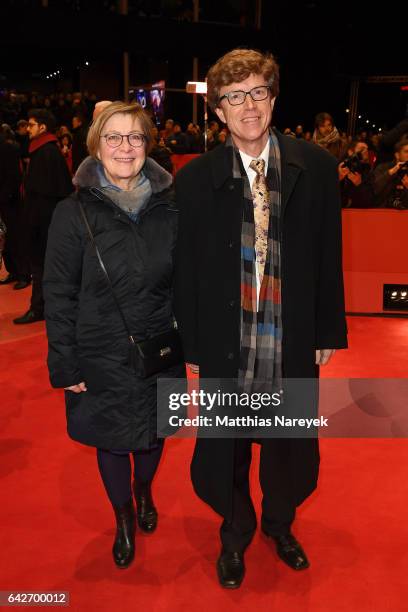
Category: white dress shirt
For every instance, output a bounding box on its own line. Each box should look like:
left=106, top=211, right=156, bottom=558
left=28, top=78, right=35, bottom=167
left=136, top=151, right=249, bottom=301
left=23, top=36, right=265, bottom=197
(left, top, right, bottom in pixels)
left=239, top=139, right=270, bottom=310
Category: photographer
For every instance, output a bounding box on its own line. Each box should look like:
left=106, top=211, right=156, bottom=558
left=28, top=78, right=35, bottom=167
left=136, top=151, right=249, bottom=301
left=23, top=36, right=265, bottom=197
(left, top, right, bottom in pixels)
left=372, top=137, right=408, bottom=209
left=338, top=140, right=374, bottom=208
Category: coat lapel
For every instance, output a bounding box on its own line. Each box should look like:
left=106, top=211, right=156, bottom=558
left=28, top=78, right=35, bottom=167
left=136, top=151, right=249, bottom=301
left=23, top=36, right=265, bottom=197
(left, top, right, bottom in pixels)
left=208, top=133, right=305, bottom=219
left=275, top=130, right=306, bottom=217
left=210, top=144, right=243, bottom=223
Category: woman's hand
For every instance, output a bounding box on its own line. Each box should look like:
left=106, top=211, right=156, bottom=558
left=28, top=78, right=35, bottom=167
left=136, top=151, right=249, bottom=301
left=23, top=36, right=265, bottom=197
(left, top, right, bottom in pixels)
left=315, top=349, right=336, bottom=366
left=64, top=381, right=87, bottom=393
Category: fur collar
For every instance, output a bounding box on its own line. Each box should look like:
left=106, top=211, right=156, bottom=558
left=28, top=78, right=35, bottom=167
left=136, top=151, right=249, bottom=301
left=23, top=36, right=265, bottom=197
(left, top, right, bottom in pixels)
left=73, top=155, right=173, bottom=194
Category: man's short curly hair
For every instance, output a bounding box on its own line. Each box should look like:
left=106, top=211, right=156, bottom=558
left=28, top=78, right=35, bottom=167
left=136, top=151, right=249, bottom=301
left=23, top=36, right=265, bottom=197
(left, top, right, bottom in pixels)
left=206, top=48, right=279, bottom=112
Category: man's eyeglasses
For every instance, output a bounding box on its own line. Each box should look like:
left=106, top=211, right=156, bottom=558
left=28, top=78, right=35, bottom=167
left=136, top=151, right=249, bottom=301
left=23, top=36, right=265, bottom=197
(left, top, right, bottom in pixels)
left=219, top=85, right=271, bottom=106
left=101, top=132, right=145, bottom=148
left=27, top=122, right=38, bottom=128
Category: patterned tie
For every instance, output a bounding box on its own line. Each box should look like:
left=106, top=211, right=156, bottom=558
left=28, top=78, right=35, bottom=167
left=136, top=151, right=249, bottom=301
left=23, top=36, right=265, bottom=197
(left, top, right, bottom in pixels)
left=249, top=158, right=269, bottom=281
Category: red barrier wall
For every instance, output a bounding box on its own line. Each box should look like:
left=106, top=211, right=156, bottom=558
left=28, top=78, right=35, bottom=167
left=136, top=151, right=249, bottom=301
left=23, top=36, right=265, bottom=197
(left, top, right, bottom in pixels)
left=342, top=209, right=408, bottom=313
left=171, top=154, right=200, bottom=174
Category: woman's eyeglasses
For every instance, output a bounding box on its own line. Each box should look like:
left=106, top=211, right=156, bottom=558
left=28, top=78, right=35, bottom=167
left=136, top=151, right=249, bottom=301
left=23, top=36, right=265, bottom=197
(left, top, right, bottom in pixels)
left=101, top=133, right=145, bottom=148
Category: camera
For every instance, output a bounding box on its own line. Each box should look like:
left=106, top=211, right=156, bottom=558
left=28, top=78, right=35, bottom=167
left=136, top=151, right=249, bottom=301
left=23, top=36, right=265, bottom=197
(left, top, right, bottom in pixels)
left=396, top=161, right=408, bottom=182
left=342, top=151, right=364, bottom=174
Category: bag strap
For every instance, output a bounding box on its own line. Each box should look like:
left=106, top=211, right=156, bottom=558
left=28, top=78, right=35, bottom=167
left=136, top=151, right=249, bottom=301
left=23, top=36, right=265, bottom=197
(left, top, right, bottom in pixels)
left=77, top=198, right=136, bottom=347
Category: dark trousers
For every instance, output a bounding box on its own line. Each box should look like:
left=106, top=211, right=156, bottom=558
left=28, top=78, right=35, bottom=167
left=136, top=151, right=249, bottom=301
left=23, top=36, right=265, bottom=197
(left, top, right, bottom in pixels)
left=0, top=204, right=30, bottom=281
left=220, top=439, right=296, bottom=553
left=96, top=441, right=164, bottom=508
left=27, top=221, right=50, bottom=315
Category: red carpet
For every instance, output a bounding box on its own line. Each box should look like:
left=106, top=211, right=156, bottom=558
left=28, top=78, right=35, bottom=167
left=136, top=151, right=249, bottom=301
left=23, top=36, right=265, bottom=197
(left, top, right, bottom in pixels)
left=1, top=278, right=408, bottom=611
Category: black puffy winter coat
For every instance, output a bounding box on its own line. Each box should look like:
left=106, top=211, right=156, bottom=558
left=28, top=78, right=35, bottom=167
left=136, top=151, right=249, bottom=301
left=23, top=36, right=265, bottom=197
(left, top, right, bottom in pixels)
left=43, top=157, right=185, bottom=451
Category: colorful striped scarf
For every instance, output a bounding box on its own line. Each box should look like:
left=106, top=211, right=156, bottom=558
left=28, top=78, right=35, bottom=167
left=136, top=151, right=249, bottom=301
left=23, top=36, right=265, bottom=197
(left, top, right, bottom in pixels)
left=227, top=131, right=283, bottom=392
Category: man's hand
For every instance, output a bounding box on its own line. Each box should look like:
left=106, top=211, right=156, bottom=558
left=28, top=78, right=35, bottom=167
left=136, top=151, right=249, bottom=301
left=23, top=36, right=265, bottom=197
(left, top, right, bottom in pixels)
left=347, top=171, right=362, bottom=186
left=315, top=349, right=336, bottom=366
left=388, top=161, right=405, bottom=176
left=187, top=363, right=199, bottom=374
left=64, top=381, right=87, bottom=393
left=401, top=174, right=408, bottom=190
left=338, top=162, right=350, bottom=181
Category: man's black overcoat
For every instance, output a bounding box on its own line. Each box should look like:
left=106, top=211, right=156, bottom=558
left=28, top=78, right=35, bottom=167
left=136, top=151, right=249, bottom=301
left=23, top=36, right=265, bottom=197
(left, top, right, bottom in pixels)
left=174, top=131, right=348, bottom=521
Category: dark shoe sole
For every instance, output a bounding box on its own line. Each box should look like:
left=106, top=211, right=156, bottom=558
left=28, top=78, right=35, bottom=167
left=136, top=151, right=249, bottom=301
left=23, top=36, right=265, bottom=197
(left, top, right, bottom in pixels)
left=216, top=559, right=245, bottom=589
left=137, top=515, right=158, bottom=534
left=276, top=549, right=310, bottom=570
left=262, top=531, right=310, bottom=571
left=114, top=557, right=135, bottom=569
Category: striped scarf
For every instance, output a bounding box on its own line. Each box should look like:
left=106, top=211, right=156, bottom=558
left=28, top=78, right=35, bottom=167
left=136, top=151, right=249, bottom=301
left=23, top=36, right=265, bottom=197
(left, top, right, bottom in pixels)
left=227, top=131, right=283, bottom=392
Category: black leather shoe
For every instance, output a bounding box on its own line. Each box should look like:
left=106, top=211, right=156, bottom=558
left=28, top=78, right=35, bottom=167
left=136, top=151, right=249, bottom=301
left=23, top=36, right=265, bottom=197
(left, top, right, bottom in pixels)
left=266, top=532, right=310, bottom=570
left=216, top=550, right=245, bottom=589
left=112, top=498, right=136, bottom=569
left=13, top=280, right=31, bottom=290
left=0, top=274, right=15, bottom=285
left=133, top=481, right=158, bottom=533
left=13, top=310, right=45, bottom=325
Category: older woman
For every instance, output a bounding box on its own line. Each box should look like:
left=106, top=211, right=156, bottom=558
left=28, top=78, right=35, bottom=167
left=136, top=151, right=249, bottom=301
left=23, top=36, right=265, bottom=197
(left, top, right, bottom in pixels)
left=43, top=101, right=184, bottom=569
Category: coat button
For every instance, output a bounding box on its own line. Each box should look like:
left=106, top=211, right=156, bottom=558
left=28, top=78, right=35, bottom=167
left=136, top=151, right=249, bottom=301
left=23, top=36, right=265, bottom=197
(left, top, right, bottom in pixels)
left=229, top=300, right=235, bottom=307
left=227, top=352, right=234, bottom=360
left=228, top=241, right=234, bottom=248
left=229, top=184, right=234, bottom=190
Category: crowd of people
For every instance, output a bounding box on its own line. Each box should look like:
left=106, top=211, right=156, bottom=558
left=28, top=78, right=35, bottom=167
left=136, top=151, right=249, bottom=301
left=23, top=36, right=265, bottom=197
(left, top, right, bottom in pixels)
left=2, top=90, right=407, bottom=210
left=1, top=88, right=407, bottom=324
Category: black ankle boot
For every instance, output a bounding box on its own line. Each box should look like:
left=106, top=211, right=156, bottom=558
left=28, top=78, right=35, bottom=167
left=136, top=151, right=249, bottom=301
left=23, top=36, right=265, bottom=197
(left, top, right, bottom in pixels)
left=133, top=481, right=158, bottom=533
left=112, top=498, right=136, bottom=568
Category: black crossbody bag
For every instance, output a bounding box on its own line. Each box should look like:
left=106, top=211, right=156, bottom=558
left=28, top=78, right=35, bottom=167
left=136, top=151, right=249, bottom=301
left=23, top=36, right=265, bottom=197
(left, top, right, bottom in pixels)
left=78, top=200, right=184, bottom=378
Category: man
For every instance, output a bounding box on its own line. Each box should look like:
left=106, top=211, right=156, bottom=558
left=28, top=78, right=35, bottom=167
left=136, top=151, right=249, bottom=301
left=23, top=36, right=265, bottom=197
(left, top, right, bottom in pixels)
left=13, top=109, right=73, bottom=324
left=0, top=131, right=26, bottom=288
left=174, top=49, right=347, bottom=589
left=338, top=140, right=374, bottom=208
left=92, top=100, right=112, bottom=120
left=372, top=137, right=408, bottom=208
left=160, top=118, right=174, bottom=141
left=14, top=119, right=30, bottom=164
left=207, top=120, right=221, bottom=150
left=71, top=112, right=89, bottom=173
left=165, top=123, right=188, bottom=153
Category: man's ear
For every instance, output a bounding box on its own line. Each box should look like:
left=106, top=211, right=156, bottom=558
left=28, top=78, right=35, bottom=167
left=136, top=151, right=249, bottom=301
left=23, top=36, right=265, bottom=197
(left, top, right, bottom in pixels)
left=38, top=123, right=47, bottom=134
left=214, top=106, right=226, bottom=125
left=270, top=96, right=276, bottom=113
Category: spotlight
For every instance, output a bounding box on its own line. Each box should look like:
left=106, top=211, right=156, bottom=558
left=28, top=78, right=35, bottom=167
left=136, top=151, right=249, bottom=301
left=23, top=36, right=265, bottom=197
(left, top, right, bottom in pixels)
left=358, top=115, right=362, bottom=119
left=346, top=108, right=350, bottom=113
left=384, top=285, right=408, bottom=310
left=366, top=119, right=369, bottom=124
left=85, top=61, right=89, bottom=66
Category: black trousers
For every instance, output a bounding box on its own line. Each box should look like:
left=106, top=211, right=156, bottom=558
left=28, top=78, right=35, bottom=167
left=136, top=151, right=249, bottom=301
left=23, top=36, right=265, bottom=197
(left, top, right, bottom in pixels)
left=27, top=220, right=50, bottom=315
left=0, top=203, right=30, bottom=281
left=220, top=438, right=296, bottom=553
